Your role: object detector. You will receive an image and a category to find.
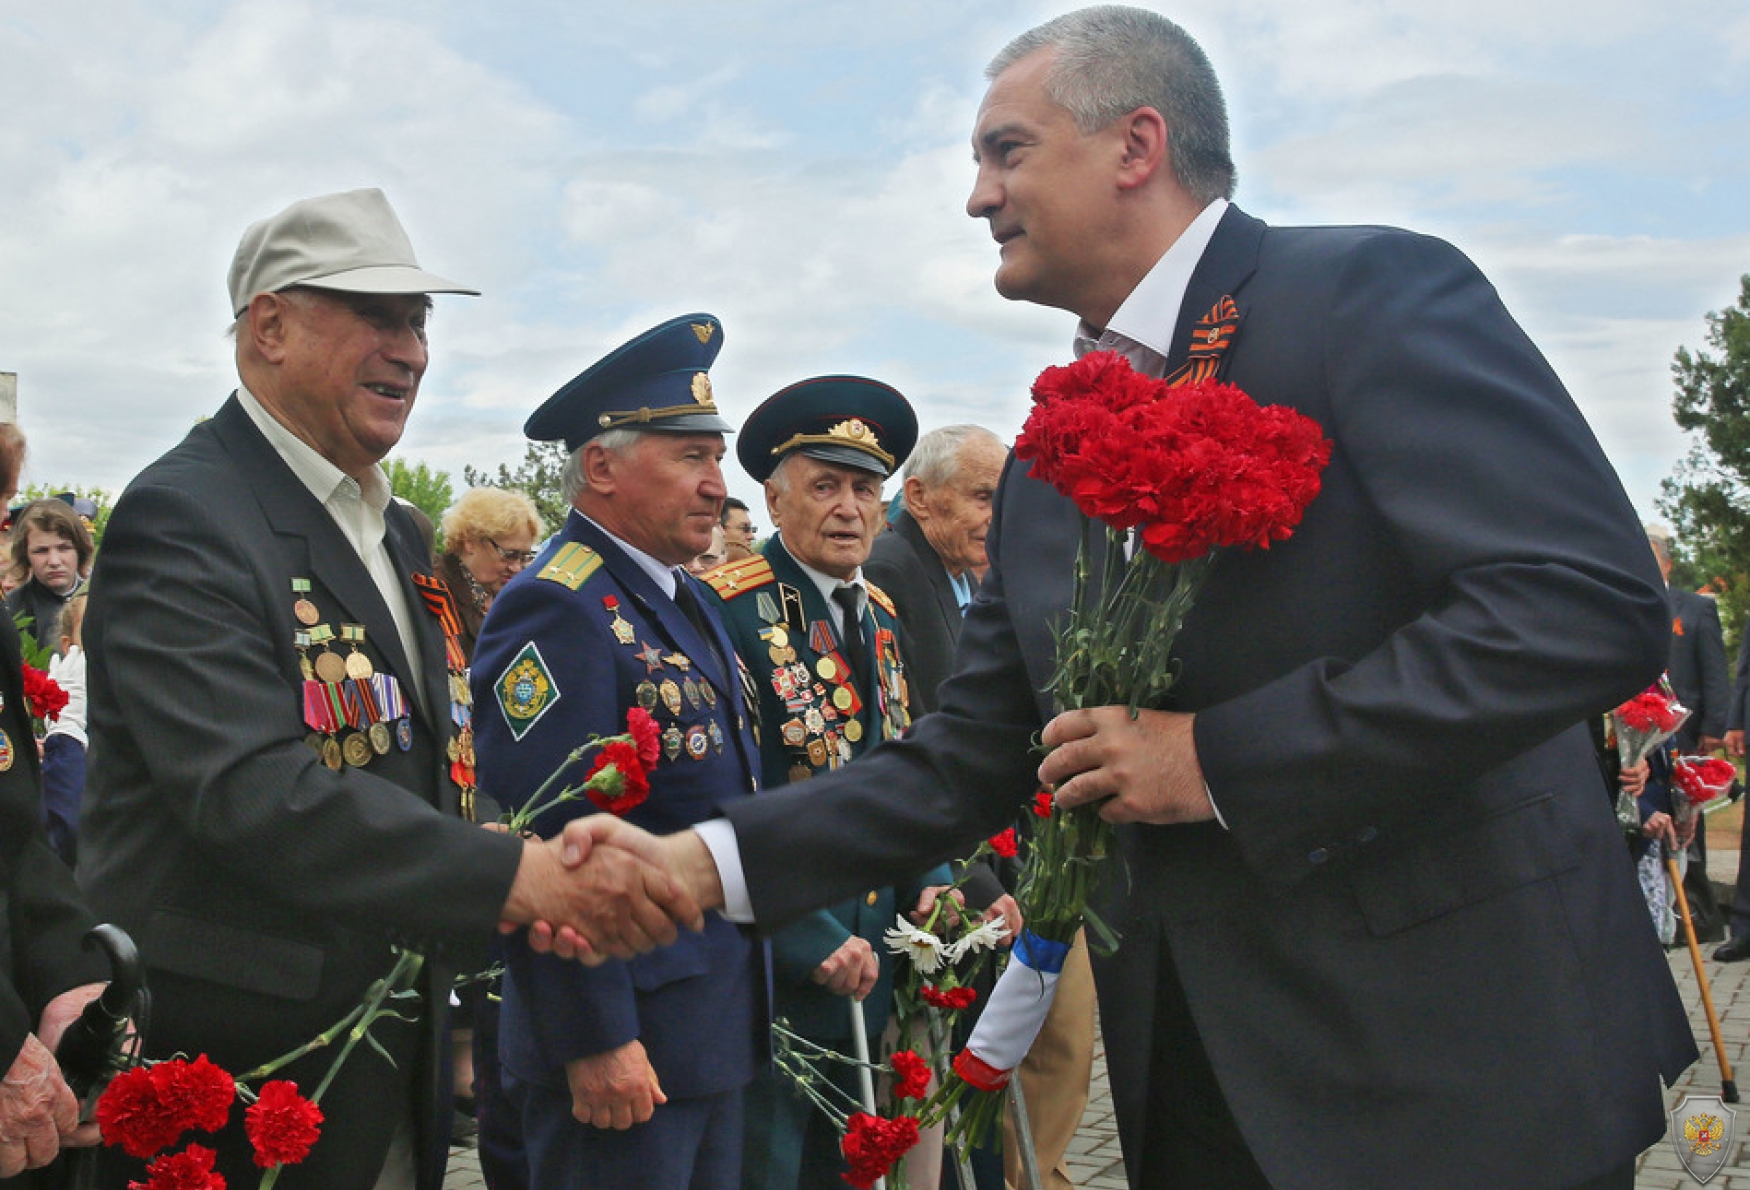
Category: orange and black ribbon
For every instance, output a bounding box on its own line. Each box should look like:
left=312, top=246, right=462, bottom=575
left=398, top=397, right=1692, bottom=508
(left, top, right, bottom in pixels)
left=409, top=570, right=476, bottom=815
left=411, top=571, right=463, bottom=639
left=1165, top=294, right=1240, bottom=387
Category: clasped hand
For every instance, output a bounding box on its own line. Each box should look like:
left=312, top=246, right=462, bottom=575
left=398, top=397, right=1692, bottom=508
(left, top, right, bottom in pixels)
left=0, top=983, right=110, bottom=1177
left=501, top=824, right=706, bottom=964
left=1040, top=706, right=1215, bottom=824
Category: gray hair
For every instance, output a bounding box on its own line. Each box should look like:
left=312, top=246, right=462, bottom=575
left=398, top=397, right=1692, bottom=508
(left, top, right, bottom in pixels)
left=902, top=425, right=1004, bottom=489
left=988, top=5, right=1235, bottom=205
left=559, top=429, right=643, bottom=504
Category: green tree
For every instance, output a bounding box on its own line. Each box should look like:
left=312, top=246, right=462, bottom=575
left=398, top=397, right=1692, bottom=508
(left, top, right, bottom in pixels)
left=1660, top=274, right=1750, bottom=645
left=463, top=440, right=568, bottom=537
left=383, top=457, right=455, bottom=543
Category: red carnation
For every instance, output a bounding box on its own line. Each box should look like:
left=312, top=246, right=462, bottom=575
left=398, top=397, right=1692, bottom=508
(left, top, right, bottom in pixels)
left=919, top=984, right=977, bottom=1011
left=840, top=1112, right=921, bottom=1189
left=151, top=1056, right=235, bottom=1136
left=21, top=663, right=67, bottom=723
left=98, top=1056, right=235, bottom=1160
left=626, top=707, right=661, bottom=772
left=1615, top=689, right=1683, bottom=734
left=584, top=740, right=652, bottom=814
left=99, top=1066, right=186, bottom=1159
left=1015, top=354, right=1330, bottom=565
left=244, top=1080, right=324, bottom=1169
left=888, top=1049, right=931, bottom=1101
left=128, top=1143, right=226, bottom=1190
left=1674, top=756, right=1738, bottom=807
left=1032, top=790, right=1054, bottom=818
left=987, top=828, right=1018, bottom=859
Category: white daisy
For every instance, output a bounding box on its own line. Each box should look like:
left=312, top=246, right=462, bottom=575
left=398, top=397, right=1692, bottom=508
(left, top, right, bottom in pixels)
left=947, top=917, right=1011, bottom=962
left=884, top=917, right=946, bottom=974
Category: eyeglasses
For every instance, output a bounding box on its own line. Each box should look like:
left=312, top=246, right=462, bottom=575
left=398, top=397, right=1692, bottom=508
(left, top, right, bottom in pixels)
left=485, top=537, right=538, bottom=565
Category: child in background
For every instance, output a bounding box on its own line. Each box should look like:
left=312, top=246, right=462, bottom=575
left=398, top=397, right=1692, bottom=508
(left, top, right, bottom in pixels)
left=42, top=588, right=87, bottom=865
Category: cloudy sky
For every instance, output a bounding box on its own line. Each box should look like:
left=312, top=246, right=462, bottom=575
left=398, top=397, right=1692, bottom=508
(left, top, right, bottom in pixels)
left=2, top=0, right=1746, bottom=522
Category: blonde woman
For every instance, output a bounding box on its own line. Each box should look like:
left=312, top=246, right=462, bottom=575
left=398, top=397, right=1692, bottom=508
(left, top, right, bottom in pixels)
left=436, top=487, right=543, bottom=659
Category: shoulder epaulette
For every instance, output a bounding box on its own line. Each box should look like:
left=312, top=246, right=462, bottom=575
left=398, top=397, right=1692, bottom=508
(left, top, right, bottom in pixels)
left=535, top=542, right=601, bottom=590
left=702, top=554, right=774, bottom=600
left=864, top=579, right=896, bottom=618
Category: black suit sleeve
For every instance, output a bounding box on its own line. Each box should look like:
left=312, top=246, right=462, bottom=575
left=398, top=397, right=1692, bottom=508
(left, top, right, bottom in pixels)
left=1694, top=596, right=1730, bottom=739
left=90, top=480, right=521, bottom=948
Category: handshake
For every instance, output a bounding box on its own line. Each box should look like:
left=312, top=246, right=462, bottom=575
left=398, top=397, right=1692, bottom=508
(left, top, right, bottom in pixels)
left=498, top=818, right=726, bottom=963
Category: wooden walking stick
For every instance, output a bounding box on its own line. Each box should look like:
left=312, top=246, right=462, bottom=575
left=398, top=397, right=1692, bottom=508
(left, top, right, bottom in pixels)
left=1667, top=852, right=1739, bottom=1102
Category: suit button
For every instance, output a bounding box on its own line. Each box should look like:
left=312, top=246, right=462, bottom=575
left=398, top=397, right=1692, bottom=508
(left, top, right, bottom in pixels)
left=1308, top=848, right=1330, bottom=865
left=1355, top=826, right=1378, bottom=844
left=866, top=891, right=878, bottom=906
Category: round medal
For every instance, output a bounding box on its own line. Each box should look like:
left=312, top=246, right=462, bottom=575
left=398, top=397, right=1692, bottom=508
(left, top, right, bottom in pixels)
left=314, top=651, right=349, bottom=684
left=293, top=598, right=320, bottom=626
left=369, top=721, right=393, bottom=755
left=832, top=687, right=854, bottom=712
left=769, top=626, right=789, bottom=649
left=396, top=717, right=414, bottom=752
left=816, top=657, right=838, bottom=681
left=345, top=651, right=375, bottom=680
left=685, top=725, right=709, bottom=760
left=322, top=737, right=343, bottom=770
left=343, top=732, right=373, bottom=767
left=844, top=719, right=864, bottom=743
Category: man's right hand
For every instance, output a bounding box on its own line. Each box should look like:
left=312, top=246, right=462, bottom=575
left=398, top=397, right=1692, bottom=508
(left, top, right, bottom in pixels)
left=0, top=1034, right=82, bottom=1177
left=811, top=936, right=879, bottom=1000
left=1727, top=730, right=1745, bottom=758
left=500, top=830, right=704, bottom=964
left=566, top=1040, right=664, bottom=1130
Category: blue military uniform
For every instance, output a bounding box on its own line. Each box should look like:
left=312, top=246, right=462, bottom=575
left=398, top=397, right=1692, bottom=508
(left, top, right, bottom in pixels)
left=471, top=314, right=764, bottom=1190
left=700, top=375, right=943, bottom=1190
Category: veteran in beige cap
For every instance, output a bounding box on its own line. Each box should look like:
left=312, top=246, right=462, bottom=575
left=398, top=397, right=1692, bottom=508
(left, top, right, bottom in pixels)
left=77, top=192, right=704, bottom=1190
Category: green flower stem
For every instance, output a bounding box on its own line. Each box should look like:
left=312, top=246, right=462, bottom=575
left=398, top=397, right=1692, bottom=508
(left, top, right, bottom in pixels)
left=501, top=729, right=635, bottom=834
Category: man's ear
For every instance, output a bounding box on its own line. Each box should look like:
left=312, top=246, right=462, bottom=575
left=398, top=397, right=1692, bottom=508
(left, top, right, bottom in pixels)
left=764, top=479, right=783, bottom=529
left=902, top=474, right=928, bottom=522
left=1115, top=106, right=1170, bottom=192
left=246, top=293, right=294, bottom=364
left=581, top=441, right=619, bottom=497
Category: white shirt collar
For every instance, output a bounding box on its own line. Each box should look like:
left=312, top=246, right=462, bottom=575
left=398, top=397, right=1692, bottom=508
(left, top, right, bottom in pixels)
left=778, top=535, right=864, bottom=626
left=581, top=513, right=678, bottom=598
left=236, top=385, right=390, bottom=513
left=1073, top=198, right=1229, bottom=372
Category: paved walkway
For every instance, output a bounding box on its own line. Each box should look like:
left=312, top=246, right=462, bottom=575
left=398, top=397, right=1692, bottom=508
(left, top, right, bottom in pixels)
left=441, top=859, right=1750, bottom=1189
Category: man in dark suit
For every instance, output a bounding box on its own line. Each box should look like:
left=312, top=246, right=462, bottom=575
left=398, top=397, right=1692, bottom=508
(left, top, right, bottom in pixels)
left=0, top=424, right=111, bottom=1185
left=547, top=9, right=1696, bottom=1188
left=701, top=377, right=951, bottom=1190
left=471, top=315, right=763, bottom=1190
left=1644, top=526, right=1731, bottom=943
left=78, top=189, right=699, bottom=1190
left=1712, top=609, right=1750, bottom=960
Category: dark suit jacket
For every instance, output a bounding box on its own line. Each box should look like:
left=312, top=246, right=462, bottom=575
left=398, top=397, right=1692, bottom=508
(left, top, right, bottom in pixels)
left=1666, top=586, right=1728, bottom=748
left=471, top=511, right=761, bottom=1103
left=724, top=207, right=1695, bottom=1190
left=864, top=512, right=962, bottom=716
left=863, top=513, right=1007, bottom=909
left=80, top=396, right=524, bottom=1190
left=0, top=611, right=107, bottom=1073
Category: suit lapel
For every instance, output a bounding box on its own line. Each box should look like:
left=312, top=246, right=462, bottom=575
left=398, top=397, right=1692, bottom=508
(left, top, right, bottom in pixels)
left=207, top=397, right=428, bottom=725
left=1165, top=205, right=1265, bottom=379
left=898, top=514, right=962, bottom=634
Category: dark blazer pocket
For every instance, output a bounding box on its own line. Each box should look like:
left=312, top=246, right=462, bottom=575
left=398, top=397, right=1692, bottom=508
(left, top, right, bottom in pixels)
left=143, top=909, right=324, bottom=1002
left=1349, top=793, right=1584, bottom=937
left=628, top=931, right=711, bottom=992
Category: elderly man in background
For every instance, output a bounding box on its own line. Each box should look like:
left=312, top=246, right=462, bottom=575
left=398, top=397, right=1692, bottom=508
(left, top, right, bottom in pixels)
left=865, top=425, right=1089, bottom=1190
left=700, top=377, right=948, bottom=1190
left=471, top=314, right=763, bottom=1190
left=79, top=189, right=695, bottom=1190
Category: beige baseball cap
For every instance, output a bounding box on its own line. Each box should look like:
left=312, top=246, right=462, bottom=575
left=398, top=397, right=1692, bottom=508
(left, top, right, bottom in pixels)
left=227, top=188, right=478, bottom=316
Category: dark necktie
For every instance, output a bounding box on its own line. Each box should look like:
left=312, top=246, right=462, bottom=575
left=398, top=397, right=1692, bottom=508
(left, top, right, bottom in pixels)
left=672, top=575, right=725, bottom=675
left=832, top=585, right=866, bottom=687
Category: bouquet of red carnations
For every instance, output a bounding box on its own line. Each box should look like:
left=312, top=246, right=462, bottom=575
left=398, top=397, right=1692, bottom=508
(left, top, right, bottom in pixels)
left=1609, top=680, right=1690, bottom=830
left=1672, top=754, right=1737, bottom=827
left=926, top=350, right=1331, bottom=1151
